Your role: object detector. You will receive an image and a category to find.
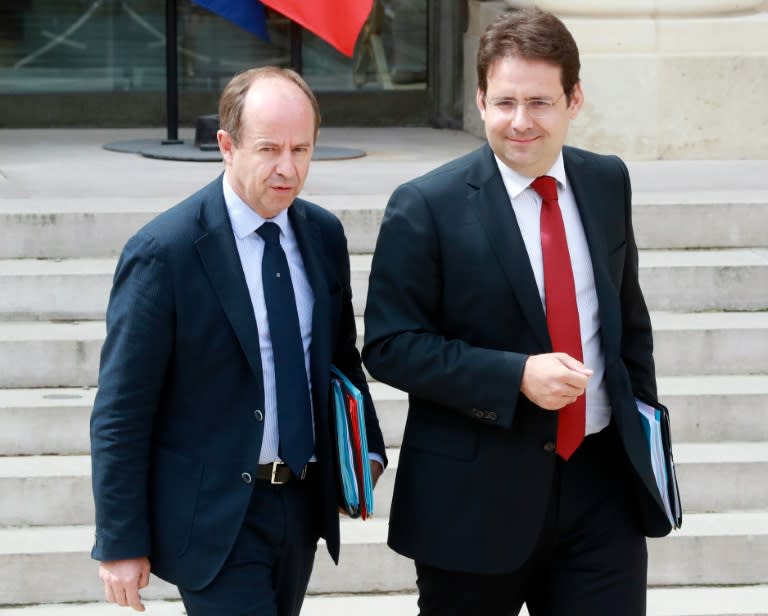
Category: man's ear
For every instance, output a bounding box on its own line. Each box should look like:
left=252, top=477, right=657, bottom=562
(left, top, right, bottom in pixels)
left=476, top=88, right=487, bottom=121
left=568, top=82, right=584, bottom=120
left=217, top=129, right=234, bottom=164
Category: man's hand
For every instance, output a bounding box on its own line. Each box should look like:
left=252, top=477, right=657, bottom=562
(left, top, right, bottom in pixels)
left=98, top=557, right=151, bottom=612
left=520, top=353, right=593, bottom=410
left=338, top=460, right=385, bottom=515
left=370, top=459, right=384, bottom=487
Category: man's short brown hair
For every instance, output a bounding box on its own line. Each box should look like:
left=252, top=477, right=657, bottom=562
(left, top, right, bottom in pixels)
left=218, top=66, right=321, bottom=145
left=477, top=7, right=580, bottom=101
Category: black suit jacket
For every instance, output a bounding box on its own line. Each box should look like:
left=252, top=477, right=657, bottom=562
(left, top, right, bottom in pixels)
left=91, top=176, right=386, bottom=589
left=363, top=144, right=670, bottom=574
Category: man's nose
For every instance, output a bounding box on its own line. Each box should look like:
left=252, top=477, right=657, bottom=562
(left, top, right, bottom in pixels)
left=274, top=149, right=295, bottom=176
left=509, top=104, right=535, bottom=130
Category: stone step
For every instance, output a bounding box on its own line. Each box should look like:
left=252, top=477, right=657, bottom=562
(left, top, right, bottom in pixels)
left=0, top=383, right=405, bottom=457
left=0, top=448, right=394, bottom=525
left=3, top=442, right=767, bottom=527
left=352, top=249, right=768, bottom=314
left=335, top=192, right=768, bottom=253
left=2, top=193, right=767, bottom=259
left=0, top=387, right=95, bottom=455
left=357, top=377, right=768, bottom=448
left=0, top=258, right=113, bottom=321
left=638, top=248, right=768, bottom=312
left=0, top=450, right=391, bottom=527
left=3, top=376, right=767, bottom=457
left=660, top=375, right=768, bottom=443
left=0, top=321, right=104, bottom=388
left=0, top=513, right=766, bottom=604
left=0, top=198, right=163, bottom=260
left=650, top=311, right=768, bottom=376
left=367, top=382, right=408, bottom=447
left=0, top=455, right=93, bottom=526
left=1, top=312, right=766, bottom=388
left=672, top=442, right=768, bottom=512
left=8, top=248, right=767, bottom=320
left=2, top=585, right=768, bottom=616
left=631, top=191, right=768, bottom=250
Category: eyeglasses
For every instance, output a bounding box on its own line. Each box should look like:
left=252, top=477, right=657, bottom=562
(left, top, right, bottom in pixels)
left=485, top=92, right=566, bottom=119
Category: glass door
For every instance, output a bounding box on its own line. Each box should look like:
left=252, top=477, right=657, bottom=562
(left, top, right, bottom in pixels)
left=0, top=0, right=463, bottom=127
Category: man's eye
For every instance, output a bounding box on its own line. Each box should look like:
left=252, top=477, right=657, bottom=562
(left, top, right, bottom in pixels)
left=528, top=100, right=550, bottom=110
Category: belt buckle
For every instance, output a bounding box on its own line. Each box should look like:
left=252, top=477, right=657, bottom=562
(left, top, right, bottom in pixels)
left=270, top=461, right=287, bottom=485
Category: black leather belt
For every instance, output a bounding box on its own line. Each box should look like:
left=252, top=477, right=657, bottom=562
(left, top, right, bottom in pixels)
left=255, top=461, right=309, bottom=485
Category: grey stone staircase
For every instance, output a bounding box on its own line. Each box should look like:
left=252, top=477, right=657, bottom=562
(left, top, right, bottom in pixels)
left=1, top=128, right=767, bottom=614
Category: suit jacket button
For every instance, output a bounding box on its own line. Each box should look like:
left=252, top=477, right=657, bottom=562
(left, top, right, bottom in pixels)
left=486, top=411, right=497, bottom=421
left=543, top=441, right=556, bottom=453
left=254, top=409, right=264, bottom=422
left=241, top=472, right=253, bottom=484
left=472, top=408, right=484, bottom=419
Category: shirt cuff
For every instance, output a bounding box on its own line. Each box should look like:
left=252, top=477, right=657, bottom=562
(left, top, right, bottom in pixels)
left=368, top=452, right=385, bottom=469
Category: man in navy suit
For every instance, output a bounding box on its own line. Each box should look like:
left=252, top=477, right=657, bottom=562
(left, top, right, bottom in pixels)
left=90, top=67, right=386, bottom=615
left=364, top=7, right=670, bottom=616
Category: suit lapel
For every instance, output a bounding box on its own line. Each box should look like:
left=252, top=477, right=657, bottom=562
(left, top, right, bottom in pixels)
left=468, top=146, right=550, bottom=350
left=565, top=150, right=660, bottom=504
left=564, top=149, right=615, bottom=310
left=194, top=178, right=264, bottom=381
left=564, top=149, right=623, bottom=363
left=195, top=185, right=332, bottom=440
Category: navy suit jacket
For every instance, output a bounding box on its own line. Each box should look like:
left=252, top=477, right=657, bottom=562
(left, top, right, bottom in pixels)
left=363, top=144, right=670, bottom=574
left=91, top=176, right=385, bottom=590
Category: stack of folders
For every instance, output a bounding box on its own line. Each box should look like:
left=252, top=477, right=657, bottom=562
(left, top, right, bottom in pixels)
left=636, top=398, right=683, bottom=529
left=330, top=365, right=374, bottom=519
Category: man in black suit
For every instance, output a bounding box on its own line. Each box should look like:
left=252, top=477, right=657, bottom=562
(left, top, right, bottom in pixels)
left=90, top=67, right=386, bottom=615
left=364, top=7, right=670, bottom=615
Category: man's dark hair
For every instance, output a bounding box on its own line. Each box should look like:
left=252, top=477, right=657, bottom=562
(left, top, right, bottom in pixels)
left=477, top=7, right=580, bottom=102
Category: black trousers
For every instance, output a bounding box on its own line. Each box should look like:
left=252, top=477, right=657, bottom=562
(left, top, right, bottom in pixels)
left=415, top=424, right=648, bottom=616
left=178, top=472, right=320, bottom=616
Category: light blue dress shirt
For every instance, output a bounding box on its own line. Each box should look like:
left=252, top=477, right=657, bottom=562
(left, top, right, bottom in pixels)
left=223, top=177, right=384, bottom=469
left=223, top=178, right=315, bottom=464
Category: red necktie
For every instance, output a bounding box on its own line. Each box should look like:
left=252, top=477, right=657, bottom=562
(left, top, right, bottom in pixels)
left=531, top=176, right=585, bottom=460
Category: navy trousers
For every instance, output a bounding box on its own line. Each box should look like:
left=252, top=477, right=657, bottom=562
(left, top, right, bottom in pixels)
left=178, top=473, right=320, bottom=616
left=415, top=423, right=648, bottom=616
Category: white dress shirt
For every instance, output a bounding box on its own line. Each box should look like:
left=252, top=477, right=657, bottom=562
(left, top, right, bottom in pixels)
left=223, top=178, right=316, bottom=464
left=494, top=153, right=611, bottom=435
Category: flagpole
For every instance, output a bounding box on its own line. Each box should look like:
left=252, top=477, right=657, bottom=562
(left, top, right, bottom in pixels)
left=163, top=0, right=183, bottom=144
left=289, top=19, right=303, bottom=74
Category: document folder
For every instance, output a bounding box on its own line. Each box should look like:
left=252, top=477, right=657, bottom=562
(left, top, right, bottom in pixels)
left=636, top=398, right=682, bottom=529
left=330, top=365, right=374, bottom=519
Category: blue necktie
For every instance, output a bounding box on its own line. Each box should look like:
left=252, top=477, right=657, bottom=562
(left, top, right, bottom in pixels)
left=257, top=222, right=313, bottom=476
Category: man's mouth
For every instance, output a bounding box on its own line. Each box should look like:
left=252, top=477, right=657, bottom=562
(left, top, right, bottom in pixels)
left=507, top=135, right=539, bottom=144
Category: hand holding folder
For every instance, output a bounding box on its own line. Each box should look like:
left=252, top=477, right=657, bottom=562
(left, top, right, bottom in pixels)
left=330, top=366, right=374, bottom=519
left=636, top=398, right=682, bottom=529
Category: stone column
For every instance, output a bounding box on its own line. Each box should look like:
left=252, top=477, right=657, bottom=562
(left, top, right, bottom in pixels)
left=463, top=0, right=768, bottom=159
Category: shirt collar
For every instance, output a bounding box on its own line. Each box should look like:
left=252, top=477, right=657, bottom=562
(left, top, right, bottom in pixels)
left=493, top=151, right=568, bottom=198
left=222, top=174, right=290, bottom=240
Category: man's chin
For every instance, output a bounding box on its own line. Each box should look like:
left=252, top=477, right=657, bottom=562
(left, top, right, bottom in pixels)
left=267, top=197, right=298, bottom=214
left=500, top=151, right=537, bottom=172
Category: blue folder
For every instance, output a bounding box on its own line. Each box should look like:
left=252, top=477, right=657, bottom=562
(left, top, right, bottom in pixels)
left=330, top=365, right=374, bottom=519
